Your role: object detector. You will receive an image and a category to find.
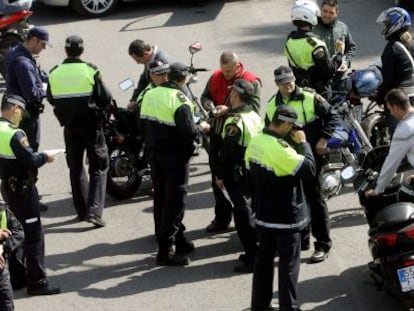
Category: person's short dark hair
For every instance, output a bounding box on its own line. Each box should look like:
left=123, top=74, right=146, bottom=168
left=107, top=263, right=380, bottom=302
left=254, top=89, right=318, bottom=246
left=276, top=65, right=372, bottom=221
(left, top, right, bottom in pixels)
left=128, top=39, right=152, bottom=57
left=220, top=51, right=238, bottom=65
left=321, top=0, right=338, bottom=8
left=271, top=104, right=300, bottom=128
left=1, top=94, right=26, bottom=111
left=65, top=35, right=83, bottom=57
left=385, top=88, right=411, bottom=110
left=168, top=62, right=189, bottom=82
left=232, top=79, right=254, bottom=103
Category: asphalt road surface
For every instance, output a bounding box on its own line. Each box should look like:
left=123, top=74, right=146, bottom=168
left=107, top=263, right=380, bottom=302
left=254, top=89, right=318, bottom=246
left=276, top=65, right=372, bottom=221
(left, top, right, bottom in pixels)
left=9, top=0, right=409, bottom=310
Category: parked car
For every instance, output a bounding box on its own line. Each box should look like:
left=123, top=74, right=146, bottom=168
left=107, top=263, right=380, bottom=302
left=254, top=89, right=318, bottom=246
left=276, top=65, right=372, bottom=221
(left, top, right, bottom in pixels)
left=35, top=0, right=120, bottom=17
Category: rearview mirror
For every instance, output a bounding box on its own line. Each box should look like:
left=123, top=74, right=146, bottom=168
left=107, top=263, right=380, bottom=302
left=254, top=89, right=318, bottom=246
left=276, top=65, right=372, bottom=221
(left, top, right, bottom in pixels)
left=118, top=78, right=134, bottom=92
left=189, top=42, right=202, bottom=55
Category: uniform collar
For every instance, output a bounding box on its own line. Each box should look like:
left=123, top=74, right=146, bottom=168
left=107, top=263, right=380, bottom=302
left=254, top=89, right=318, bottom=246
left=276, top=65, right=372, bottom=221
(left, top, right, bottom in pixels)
left=231, top=104, right=252, bottom=114
left=63, top=57, right=83, bottom=63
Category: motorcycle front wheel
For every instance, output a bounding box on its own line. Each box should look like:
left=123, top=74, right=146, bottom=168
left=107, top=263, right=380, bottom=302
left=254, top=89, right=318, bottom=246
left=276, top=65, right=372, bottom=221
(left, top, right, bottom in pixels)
left=106, top=144, right=146, bottom=200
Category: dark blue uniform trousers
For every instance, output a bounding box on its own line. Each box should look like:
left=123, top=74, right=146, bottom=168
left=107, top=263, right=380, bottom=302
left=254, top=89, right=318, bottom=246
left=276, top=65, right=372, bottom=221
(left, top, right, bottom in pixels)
left=251, top=228, right=301, bottom=311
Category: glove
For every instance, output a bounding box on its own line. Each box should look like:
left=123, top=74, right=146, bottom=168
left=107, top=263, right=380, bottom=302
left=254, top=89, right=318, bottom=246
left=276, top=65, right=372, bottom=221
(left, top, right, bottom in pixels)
left=39, top=70, right=48, bottom=83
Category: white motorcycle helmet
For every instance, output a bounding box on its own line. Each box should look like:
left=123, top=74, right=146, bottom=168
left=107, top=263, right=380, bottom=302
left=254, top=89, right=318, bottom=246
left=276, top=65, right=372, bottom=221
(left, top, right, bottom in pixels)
left=291, top=0, right=321, bottom=26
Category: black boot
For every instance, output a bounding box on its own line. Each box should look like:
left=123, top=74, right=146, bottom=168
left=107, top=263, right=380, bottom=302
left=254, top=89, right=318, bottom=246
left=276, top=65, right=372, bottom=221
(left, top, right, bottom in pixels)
left=175, top=237, right=195, bottom=256
left=156, top=240, right=189, bottom=266
left=27, top=279, right=60, bottom=296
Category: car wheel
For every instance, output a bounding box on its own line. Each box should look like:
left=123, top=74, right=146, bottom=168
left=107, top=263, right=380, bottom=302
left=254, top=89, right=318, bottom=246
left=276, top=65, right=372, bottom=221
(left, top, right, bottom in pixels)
left=71, top=0, right=118, bottom=18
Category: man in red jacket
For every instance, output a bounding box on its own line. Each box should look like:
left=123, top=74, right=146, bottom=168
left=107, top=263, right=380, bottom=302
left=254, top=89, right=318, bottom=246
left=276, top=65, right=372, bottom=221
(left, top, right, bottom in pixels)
left=200, top=51, right=262, bottom=233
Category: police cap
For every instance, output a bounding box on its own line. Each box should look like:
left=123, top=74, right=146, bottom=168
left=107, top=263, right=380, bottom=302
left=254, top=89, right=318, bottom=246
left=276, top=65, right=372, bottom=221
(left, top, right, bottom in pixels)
left=273, top=104, right=301, bottom=128
left=274, top=65, right=295, bottom=84
left=65, top=35, right=83, bottom=49
left=168, top=62, right=189, bottom=81
left=148, top=60, right=170, bottom=75
left=232, top=79, right=254, bottom=96
left=3, top=94, right=26, bottom=110
left=27, top=26, right=52, bottom=47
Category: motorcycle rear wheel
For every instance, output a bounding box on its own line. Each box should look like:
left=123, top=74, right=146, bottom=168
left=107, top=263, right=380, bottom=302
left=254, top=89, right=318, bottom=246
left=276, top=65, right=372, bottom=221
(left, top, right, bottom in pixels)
left=106, top=144, right=145, bottom=200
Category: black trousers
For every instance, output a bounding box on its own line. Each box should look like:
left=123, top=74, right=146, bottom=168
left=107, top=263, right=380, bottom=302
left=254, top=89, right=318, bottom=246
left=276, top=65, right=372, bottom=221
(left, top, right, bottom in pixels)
left=4, top=185, right=46, bottom=285
left=64, top=126, right=109, bottom=219
left=301, top=154, right=331, bottom=251
left=20, top=114, right=40, bottom=152
left=251, top=228, right=301, bottom=311
left=224, top=176, right=257, bottom=262
left=0, top=267, right=14, bottom=311
left=209, top=135, right=232, bottom=226
left=150, top=156, right=189, bottom=249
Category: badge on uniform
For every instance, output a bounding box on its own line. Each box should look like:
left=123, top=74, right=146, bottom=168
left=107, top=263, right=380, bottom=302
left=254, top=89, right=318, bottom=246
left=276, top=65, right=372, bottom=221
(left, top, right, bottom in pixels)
left=19, top=137, right=30, bottom=148
left=278, top=138, right=289, bottom=148
left=226, top=124, right=240, bottom=137
left=177, top=92, right=187, bottom=103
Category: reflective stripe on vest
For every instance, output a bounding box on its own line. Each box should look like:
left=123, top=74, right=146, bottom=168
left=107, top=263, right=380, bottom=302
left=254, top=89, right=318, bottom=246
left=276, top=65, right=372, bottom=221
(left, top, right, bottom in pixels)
left=244, top=132, right=304, bottom=176
left=48, top=63, right=97, bottom=99
left=222, top=110, right=263, bottom=146
left=255, top=217, right=309, bottom=230
left=265, top=88, right=316, bottom=127
left=140, top=86, right=194, bottom=126
left=0, top=121, right=20, bottom=160
left=0, top=209, right=6, bottom=230
left=284, top=37, right=326, bottom=70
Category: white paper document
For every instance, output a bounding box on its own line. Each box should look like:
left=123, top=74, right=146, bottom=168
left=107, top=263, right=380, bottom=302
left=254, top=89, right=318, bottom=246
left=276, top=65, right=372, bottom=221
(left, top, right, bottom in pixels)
left=43, top=149, right=65, bottom=157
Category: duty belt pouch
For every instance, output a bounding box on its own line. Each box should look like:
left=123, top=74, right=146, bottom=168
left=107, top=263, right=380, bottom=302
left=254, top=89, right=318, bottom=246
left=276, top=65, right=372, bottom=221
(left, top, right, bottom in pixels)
left=7, top=176, right=35, bottom=195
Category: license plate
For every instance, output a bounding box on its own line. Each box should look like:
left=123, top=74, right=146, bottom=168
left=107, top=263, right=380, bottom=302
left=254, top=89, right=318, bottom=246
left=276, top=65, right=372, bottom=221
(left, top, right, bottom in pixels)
left=397, top=266, right=414, bottom=292
left=351, top=105, right=363, bottom=123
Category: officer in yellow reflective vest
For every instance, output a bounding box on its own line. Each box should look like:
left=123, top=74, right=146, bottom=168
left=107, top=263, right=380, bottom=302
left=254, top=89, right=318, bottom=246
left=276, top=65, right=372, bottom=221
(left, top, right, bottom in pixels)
left=140, top=62, right=210, bottom=266
left=47, top=35, right=112, bottom=228
left=215, top=79, right=263, bottom=273
left=285, top=0, right=338, bottom=100
left=0, top=203, right=24, bottom=309
left=0, top=94, right=59, bottom=295
left=265, top=66, right=339, bottom=263
left=246, top=105, right=316, bottom=311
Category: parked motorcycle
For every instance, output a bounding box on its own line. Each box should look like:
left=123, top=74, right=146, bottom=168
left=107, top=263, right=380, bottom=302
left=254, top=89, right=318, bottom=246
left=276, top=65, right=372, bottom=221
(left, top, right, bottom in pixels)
left=103, top=79, right=149, bottom=200
left=185, top=41, right=211, bottom=155
left=352, top=146, right=414, bottom=311
left=0, top=9, right=32, bottom=78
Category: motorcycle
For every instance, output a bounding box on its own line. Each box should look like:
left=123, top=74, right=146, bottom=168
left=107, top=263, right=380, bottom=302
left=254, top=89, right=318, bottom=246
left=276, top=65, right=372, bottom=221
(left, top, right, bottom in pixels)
left=0, top=9, right=33, bottom=78
left=103, top=79, right=150, bottom=200
left=351, top=146, right=414, bottom=311
left=185, top=41, right=212, bottom=155
left=319, top=93, right=374, bottom=200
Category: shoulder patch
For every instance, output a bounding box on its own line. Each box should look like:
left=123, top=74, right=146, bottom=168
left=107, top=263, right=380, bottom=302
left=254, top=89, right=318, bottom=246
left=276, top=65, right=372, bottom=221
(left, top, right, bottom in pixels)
left=313, top=47, right=326, bottom=59
left=278, top=138, right=289, bottom=148
left=302, top=87, right=315, bottom=94
left=232, top=113, right=242, bottom=124
left=19, top=136, right=30, bottom=148
left=225, top=124, right=240, bottom=137
left=177, top=92, right=187, bottom=103
left=307, top=37, right=317, bottom=47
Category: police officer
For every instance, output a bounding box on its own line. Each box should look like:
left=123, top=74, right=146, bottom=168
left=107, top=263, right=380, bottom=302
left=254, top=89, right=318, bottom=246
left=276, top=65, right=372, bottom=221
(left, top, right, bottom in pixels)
left=47, top=35, right=112, bottom=227
left=265, top=66, right=339, bottom=263
left=4, top=26, right=50, bottom=152
left=140, top=62, right=210, bottom=266
left=128, top=39, right=176, bottom=109
left=214, top=79, right=263, bottom=273
left=0, top=204, right=24, bottom=310
left=313, top=0, right=356, bottom=90
left=0, top=94, right=59, bottom=295
left=246, top=105, right=316, bottom=311
left=285, top=0, right=338, bottom=100
left=201, top=51, right=261, bottom=233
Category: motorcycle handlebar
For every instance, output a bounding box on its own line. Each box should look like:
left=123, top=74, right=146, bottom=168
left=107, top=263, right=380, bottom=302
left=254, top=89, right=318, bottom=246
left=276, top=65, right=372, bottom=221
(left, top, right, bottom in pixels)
left=188, top=67, right=209, bottom=74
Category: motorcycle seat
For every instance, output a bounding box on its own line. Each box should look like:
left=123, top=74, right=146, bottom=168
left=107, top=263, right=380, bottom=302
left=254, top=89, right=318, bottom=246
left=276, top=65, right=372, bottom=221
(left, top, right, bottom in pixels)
left=370, top=202, right=414, bottom=233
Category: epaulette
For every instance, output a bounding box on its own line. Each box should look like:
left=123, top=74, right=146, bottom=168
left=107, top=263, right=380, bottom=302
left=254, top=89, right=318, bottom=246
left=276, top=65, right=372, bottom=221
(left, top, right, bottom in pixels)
left=177, top=91, right=187, bottom=103
left=302, top=87, right=316, bottom=94
left=86, top=62, right=98, bottom=70
left=49, top=64, right=59, bottom=74
left=232, top=113, right=242, bottom=124
left=306, top=37, right=317, bottom=47
left=278, top=138, right=289, bottom=148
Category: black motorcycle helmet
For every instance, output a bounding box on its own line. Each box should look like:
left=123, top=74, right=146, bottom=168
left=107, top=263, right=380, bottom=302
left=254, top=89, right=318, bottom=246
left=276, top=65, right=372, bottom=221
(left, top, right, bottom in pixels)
left=398, top=178, right=414, bottom=203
